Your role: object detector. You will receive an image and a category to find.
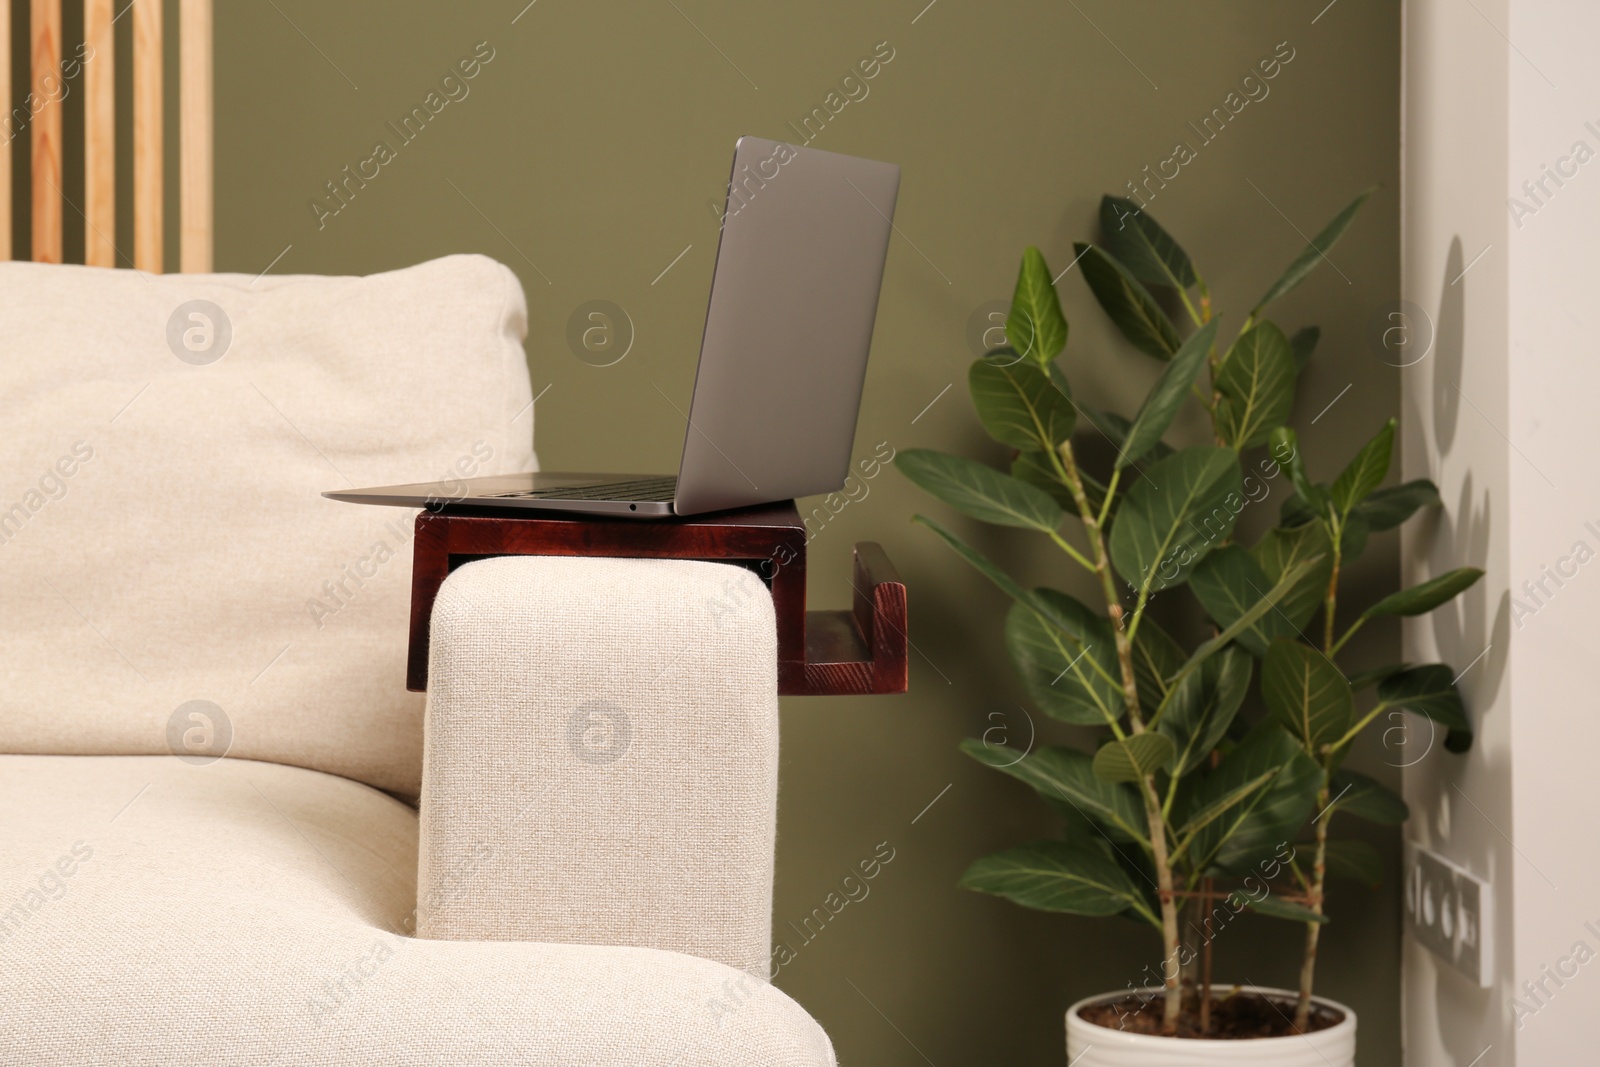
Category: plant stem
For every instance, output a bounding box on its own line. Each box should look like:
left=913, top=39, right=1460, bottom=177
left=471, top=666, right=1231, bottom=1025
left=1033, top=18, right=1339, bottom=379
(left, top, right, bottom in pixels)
left=1175, top=285, right=1204, bottom=328
left=1198, top=746, right=1222, bottom=1034
left=1059, top=441, right=1183, bottom=1033
left=1327, top=613, right=1367, bottom=658
left=1058, top=445, right=1141, bottom=719
left=1047, top=529, right=1097, bottom=574
left=1323, top=701, right=1391, bottom=755
left=1322, top=516, right=1344, bottom=654
left=1096, top=467, right=1122, bottom=529
left=1142, top=785, right=1183, bottom=1033
left=1295, top=778, right=1331, bottom=1031
left=1298, top=515, right=1345, bottom=1029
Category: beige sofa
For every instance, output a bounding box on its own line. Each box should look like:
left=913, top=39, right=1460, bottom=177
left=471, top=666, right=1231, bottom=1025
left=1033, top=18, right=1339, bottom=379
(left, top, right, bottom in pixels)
left=0, top=256, right=834, bottom=1066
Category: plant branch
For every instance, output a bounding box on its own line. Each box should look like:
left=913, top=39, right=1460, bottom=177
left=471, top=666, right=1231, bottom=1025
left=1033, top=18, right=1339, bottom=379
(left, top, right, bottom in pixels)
left=1322, top=701, right=1391, bottom=756
left=1175, top=284, right=1203, bottom=328
left=1322, top=512, right=1344, bottom=655
left=1097, top=466, right=1122, bottom=528
left=1059, top=438, right=1183, bottom=1034
left=1295, top=776, right=1331, bottom=1031
left=1328, top=612, right=1368, bottom=658
left=1047, top=529, right=1097, bottom=573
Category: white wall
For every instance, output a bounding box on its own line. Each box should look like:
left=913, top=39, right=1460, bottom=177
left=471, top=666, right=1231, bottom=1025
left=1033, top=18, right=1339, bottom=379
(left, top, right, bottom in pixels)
left=1403, top=0, right=1600, bottom=1062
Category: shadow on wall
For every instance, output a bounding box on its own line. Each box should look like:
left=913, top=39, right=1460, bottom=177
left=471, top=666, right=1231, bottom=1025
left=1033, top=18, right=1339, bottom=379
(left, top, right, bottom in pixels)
left=1432, top=238, right=1464, bottom=454
left=1423, top=236, right=1504, bottom=704
left=1409, top=234, right=1509, bottom=1064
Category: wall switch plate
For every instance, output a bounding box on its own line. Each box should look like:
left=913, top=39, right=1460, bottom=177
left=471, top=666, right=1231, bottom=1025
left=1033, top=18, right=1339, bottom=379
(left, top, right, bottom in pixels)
left=1404, top=841, right=1493, bottom=987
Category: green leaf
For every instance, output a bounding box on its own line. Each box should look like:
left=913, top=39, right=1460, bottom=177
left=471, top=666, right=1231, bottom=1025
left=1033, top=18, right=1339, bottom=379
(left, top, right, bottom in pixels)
left=1357, top=479, right=1441, bottom=532
left=960, top=740, right=1147, bottom=843
left=1215, top=323, right=1297, bottom=450
left=1174, top=768, right=1278, bottom=853
left=1251, top=523, right=1335, bottom=630
left=1092, top=732, right=1177, bottom=783
left=1377, top=665, right=1471, bottom=733
left=1228, top=891, right=1330, bottom=923
left=1329, top=769, right=1409, bottom=825
left=1108, top=446, right=1241, bottom=595
left=1188, top=723, right=1322, bottom=876
left=1099, top=196, right=1197, bottom=290
left=1006, top=590, right=1122, bottom=726
left=969, top=356, right=1077, bottom=453
left=1362, top=567, right=1484, bottom=620
left=1289, top=326, right=1320, bottom=372
left=1119, top=320, right=1218, bottom=467
left=1165, top=553, right=1326, bottom=692
left=911, top=515, right=1033, bottom=606
left=1190, top=546, right=1297, bottom=657
left=1007, top=247, right=1069, bottom=365
left=897, top=450, right=1065, bottom=532
left=1159, top=647, right=1252, bottom=775
left=1084, top=407, right=1175, bottom=463
left=1262, top=638, right=1354, bottom=750
left=1323, top=839, right=1384, bottom=888
left=960, top=840, right=1156, bottom=924
left=1076, top=243, right=1182, bottom=360
left=1254, top=188, right=1373, bottom=313
left=1330, top=418, right=1395, bottom=516
left=1131, top=617, right=1186, bottom=718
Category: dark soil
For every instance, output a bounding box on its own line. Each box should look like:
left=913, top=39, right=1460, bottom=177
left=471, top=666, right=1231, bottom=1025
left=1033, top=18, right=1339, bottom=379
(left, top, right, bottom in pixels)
left=1076, top=988, right=1344, bottom=1039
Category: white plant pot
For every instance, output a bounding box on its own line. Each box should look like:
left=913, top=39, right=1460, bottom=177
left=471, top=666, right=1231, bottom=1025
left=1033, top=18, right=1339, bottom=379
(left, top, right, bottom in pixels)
left=1065, top=986, right=1356, bottom=1067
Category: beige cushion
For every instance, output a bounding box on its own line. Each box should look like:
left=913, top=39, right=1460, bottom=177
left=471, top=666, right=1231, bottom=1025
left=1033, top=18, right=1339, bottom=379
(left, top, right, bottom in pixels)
left=419, top=556, right=779, bottom=977
left=0, top=754, right=834, bottom=1066
left=0, top=256, right=535, bottom=797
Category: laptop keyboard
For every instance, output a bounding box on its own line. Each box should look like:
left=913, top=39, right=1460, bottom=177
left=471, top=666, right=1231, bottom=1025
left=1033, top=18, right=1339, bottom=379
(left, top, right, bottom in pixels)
left=490, top=476, right=678, bottom=502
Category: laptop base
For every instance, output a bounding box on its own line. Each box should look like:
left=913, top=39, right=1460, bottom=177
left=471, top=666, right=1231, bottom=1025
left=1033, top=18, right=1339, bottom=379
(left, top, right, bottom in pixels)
left=323, top=472, right=678, bottom=518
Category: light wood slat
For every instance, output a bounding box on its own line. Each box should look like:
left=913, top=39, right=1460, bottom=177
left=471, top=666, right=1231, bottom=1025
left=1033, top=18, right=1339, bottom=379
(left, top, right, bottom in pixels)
left=84, top=0, right=114, bottom=266
left=133, top=0, right=162, bottom=272
left=30, top=0, right=62, bottom=264
left=179, top=0, right=210, bottom=272
left=0, top=0, right=11, bottom=260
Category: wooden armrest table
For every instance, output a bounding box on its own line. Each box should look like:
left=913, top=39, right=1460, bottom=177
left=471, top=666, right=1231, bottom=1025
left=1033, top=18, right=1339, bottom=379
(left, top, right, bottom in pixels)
left=406, top=501, right=907, bottom=697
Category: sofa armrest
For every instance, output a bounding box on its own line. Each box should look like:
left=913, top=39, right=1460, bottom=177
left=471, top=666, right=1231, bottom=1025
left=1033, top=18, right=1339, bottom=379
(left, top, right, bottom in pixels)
left=415, top=554, right=779, bottom=979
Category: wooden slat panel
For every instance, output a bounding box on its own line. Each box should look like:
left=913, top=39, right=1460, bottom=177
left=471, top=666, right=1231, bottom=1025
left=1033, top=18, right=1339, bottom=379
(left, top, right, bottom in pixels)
left=30, top=0, right=62, bottom=264
left=179, top=0, right=210, bottom=272
left=84, top=0, right=114, bottom=266
left=0, top=0, right=11, bottom=259
left=133, top=0, right=162, bottom=272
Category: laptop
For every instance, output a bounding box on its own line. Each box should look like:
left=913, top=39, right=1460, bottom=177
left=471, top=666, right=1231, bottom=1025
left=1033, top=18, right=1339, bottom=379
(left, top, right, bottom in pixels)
left=325, top=136, right=900, bottom=518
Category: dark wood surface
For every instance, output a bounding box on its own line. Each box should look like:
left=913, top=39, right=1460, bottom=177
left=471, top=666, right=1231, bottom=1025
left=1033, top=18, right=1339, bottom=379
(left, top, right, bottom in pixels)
left=406, top=501, right=906, bottom=697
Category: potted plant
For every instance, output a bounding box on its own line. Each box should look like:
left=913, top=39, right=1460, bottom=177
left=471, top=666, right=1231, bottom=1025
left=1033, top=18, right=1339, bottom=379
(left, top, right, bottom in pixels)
left=897, top=194, right=1481, bottom=1064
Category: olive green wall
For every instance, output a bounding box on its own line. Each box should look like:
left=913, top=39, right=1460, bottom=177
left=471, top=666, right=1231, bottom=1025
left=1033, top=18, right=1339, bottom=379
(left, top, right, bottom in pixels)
left=217, top=2, right=1404, bottom=1063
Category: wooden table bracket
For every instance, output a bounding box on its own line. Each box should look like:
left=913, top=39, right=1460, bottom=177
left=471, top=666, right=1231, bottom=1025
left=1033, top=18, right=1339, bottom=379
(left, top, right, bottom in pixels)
left=406, top=500, right=907, bottom=697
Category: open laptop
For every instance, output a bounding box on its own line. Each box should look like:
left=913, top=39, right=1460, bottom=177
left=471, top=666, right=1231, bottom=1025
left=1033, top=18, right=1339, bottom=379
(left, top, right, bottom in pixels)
left=325, top=137, right=900, bottom=518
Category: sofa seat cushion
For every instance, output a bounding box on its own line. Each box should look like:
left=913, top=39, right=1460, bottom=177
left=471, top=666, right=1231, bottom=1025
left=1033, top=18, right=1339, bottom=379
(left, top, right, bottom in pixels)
left=0, top=755, right=833, bottom=1067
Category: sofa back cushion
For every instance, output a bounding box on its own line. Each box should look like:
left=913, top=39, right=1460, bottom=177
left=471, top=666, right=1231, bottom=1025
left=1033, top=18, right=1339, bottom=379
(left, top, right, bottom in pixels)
left=0, top=254, right=535, bottom=798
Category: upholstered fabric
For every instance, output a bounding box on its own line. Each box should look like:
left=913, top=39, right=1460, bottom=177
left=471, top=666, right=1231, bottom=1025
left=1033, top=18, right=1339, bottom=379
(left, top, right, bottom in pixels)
left=0, top=256, right=535, bottom=798
left=418, top=556, right=779, bottom=977
left=0, top=754, right=834, bottom=1066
